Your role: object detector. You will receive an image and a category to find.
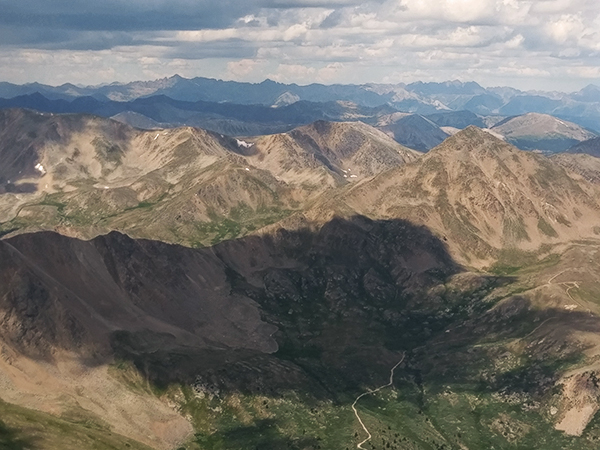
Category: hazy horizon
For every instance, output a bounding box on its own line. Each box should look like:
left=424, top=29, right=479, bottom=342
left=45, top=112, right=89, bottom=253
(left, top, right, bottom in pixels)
left=2, top=73, right=599, bottom=95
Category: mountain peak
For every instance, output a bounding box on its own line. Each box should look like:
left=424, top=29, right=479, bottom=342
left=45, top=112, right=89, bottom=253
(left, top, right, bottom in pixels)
left=432, top=125, right=505, bottom=153
left=378, top=113, right=449, bottom=151
left=573, top=84, right=600, bottom=102
left=260, top=78, right=281, bottom=86
left=490, top=113, right=597, bottom=152
left=249, top=119, right=419, bottom=187
left=579, top=84, right=600, bottom=93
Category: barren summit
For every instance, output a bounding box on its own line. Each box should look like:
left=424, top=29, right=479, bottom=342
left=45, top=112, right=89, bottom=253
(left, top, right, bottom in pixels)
left=298, top=126, right=600, bottom=265
left=491, top=113, right=597, bottom=152
left=0, top=111, right=418, bottom=246
left=249, top=120, right=420, bottom=185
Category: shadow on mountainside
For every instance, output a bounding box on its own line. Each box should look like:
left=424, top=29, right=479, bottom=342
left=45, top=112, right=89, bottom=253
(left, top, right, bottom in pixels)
left=0, top=109, right=133, bottom=187
left=0, top=215, right=463, bottom=375
left=2, top=216, right=600, bottom=448
left=194, top=418, right=320, bottom=450
left=0, top=419, right=39, bottom=450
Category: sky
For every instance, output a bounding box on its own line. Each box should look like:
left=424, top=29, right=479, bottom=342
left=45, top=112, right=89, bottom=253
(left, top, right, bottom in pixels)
left=1, top=0, right=600, bottom=91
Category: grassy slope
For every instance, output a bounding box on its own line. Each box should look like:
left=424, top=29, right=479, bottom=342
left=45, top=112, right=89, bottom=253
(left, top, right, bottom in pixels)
left=0, top=187, right=295, bottom=248
left=0, top=399, right=153, bottom=450
left=1, top=246, right=599, bottom=450
left=107, top=251, right=600, bottom=450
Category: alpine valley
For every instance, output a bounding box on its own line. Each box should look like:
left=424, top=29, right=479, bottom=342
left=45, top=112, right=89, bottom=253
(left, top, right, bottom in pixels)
left=3, top=77, right=600, bottom=450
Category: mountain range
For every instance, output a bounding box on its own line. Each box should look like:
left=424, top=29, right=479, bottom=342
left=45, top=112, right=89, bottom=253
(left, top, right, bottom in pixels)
left=1, top=91, right=597, bottom=154
left=0, top=109, right=419, bottom=247
left=2, top=76, right=600, bottom=130
left=3, top=99, right=600, bottom=450
left=4, top=108, right=598, bottom=263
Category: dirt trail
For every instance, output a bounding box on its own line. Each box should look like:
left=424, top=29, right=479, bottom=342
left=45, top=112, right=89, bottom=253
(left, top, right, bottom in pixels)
left=351, top=354, right=405, bottom=449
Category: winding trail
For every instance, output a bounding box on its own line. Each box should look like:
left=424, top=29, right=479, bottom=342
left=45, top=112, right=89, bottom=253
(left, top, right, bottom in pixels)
left=351, top=354, right=405, bottom=449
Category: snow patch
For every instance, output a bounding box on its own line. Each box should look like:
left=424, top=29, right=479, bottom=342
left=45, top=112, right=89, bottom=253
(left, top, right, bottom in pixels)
left=350, top=174, right=358, bottom=178
left=245, top=167, right=250, bottom=171
left=154, top=134, right=159, bottom=140
left=482, top=129, right=505, bottom=140
left=35, top=163, right=46, bottom=175
left=236, top=139, right=254, bottom=148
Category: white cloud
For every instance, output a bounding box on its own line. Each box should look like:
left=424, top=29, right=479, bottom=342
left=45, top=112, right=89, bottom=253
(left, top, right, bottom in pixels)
left=283, top=23, right=309, bottom=41
left=504, top=34, right=524, bottom=49
left=317, top=62, right=345, bottom=82
left=1, top=0, right=600, bottom=90
left=546, top=14, right=585, bottom=44
left=226, top=58, right=261, bottom=79
left=567, top=66, right=600, bottom=78
left=268, top=64, right=316, bottom=82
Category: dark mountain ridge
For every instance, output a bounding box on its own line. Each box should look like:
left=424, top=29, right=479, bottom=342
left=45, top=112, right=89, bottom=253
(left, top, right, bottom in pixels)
left=0, top=216, right=469, bottom=448
left=567, top=136, right=600, bottom=157
left=0, top=93, right=398, bottom=137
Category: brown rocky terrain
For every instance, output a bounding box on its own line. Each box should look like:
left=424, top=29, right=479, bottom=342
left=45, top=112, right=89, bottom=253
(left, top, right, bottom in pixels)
left=376, top=113, right=450, bottom=151
left=0, top=110, right=417, bottom=246
left=246, top=120, right=420, bottom=186
left=4, top=112, right=600, bottom=449
left=552, top=153, right=600, bottom=185
left=292, top=126, right=600, bottom=266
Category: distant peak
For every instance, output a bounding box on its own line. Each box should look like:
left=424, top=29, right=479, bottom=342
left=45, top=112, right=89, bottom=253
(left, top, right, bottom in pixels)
left=432, top=125, right=505, bottom=152
left=455, top=125, right=491, bottom=137
left=24, top=91, right=48, bottom=100
left=298, top=119, right=335, bottom=134
left=295, top=119, right=379, bottom=138
left=521, top=112, right=551, bottom=118
left=260, top=78, right=280, bottom=86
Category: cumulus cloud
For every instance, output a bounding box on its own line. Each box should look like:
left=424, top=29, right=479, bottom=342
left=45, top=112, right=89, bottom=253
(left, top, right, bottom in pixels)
left=0, top=0, right=599, bottom=90
left=226, top=58, right=262, bottom=79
